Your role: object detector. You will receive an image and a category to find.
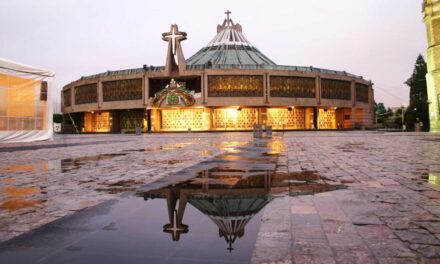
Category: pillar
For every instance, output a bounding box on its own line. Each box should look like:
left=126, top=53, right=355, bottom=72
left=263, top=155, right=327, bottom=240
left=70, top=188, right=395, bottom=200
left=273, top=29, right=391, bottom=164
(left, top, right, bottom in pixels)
left=97, top=81, right=103, bottom=109
left=315, top=75, right=321, bottom=105
left=350, top=80, right=356, bottom=128
left=264, top=73, right=270, bottom=104
left=423, top=0, right=440, bottom=132
left=143, top=76, right=149, bottom=106
left=203, top=72, right=208, bottom=104
left=71, top=86, right=75, bottom=110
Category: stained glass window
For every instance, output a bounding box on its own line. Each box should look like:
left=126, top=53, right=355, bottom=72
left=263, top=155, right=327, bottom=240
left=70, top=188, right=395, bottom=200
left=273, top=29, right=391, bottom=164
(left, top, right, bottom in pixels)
left=356, top=83, right=369, bottom=103
left=75, top=83, right=97, bottom=105
left=321, top=79, right=351, bottom=100
left=269, top=76, right=315, bottom=98
left=212, top=108, right=258, bottom=130
left=120, top=110, right=144, bottom=131
left=208, top=75, right=263, bottom=97
left=266, top=108, right=306, bottom=129
left=161, top=109, right=207, bottom=131
left=103, top=78, right=142, bottom=102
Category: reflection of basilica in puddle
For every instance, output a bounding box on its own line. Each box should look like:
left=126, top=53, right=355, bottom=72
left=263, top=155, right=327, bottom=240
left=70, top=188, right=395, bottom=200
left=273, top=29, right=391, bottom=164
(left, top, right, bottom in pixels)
left=139, top=167, right=345, bottom=251
left=141, top=168, right=274, bottom=251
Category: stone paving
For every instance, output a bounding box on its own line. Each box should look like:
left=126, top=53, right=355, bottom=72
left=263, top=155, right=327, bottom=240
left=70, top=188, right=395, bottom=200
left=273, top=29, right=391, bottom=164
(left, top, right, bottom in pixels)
left=2, top=131, right=440, bottom=263
left=0, top=133, right=250, bottom=243
left=252, top=131, right=440, bottom=264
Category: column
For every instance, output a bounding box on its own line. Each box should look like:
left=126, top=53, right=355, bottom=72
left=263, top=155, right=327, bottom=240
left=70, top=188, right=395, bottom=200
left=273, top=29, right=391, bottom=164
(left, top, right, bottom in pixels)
left=203, top=72, right=208, bottom=104
left=200, top=74, right=205, bottom=104
left=350, top=80, right=356, bottom=128
left=315, top=75, right=321, bottom=105
left=424, top=1, right=440, bottom=132
left=97, top=81, right=103, bottom=109
left=143, top=76, right=149, bottom=106
left=264, top=73, right=269, bottom=104
left=71, top=86, right=75, bottom=110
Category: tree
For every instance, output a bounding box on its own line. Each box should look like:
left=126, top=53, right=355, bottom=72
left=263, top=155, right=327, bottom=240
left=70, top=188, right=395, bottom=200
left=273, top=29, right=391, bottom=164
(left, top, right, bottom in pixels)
left=374, top=102, right=392, bottom=125
left=405, top=54, right=429, bottom=131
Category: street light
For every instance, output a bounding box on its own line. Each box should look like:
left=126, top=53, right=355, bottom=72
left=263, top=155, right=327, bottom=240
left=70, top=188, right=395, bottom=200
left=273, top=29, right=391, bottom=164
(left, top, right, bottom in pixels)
left=401, top=106, right=405, bottom=132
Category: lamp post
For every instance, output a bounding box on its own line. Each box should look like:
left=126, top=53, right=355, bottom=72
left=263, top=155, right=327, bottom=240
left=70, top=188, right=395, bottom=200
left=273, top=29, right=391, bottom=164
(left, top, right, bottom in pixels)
left=401, top=106, right=405, bottom=132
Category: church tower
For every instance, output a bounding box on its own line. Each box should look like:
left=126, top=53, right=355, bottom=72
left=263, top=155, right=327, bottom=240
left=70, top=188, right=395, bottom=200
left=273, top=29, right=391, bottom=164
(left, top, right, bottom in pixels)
left=423, top=0, right=440, bottom=132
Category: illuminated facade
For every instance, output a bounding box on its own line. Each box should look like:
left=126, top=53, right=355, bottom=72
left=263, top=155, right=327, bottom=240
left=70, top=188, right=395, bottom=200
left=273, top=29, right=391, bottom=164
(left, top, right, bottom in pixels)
left=62, top=11, right=374, bottom=132
left=423, top=0, right=440, bottom=132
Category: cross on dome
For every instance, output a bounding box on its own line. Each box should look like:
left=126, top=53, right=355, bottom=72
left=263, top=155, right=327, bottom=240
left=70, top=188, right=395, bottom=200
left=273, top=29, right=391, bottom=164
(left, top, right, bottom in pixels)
left=225, top=10, right=232, bottom=26
left=162, top=24, right=187, bottom=55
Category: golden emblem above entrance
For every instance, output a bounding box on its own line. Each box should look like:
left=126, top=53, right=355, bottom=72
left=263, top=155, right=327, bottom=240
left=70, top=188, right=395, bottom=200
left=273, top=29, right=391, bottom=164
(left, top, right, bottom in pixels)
left=151, top=79, right=195, bottom=107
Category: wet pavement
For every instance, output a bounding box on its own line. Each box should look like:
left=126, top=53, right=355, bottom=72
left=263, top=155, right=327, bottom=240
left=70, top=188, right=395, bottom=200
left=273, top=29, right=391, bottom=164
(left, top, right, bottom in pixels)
left=0, top=134, right=250, bottom=243
left=1, top=132, right=440, bottom=263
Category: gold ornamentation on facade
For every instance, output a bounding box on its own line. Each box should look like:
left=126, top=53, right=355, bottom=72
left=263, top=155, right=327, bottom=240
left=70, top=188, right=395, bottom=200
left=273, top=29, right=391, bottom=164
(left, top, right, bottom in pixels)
left=120, top=110, right=144, bottom=131
left=161, top=109, right=208, bottom=131
left=208, top=76, right=263, bottom=97
left=270, top=76, right=315, bottom=98
left=75, top=83, right=97, bottom=105
left=84, top=112, right=111, bottom=132
left=318, top=109, right=336, bottom=129
left=212, top=108, right=258, bottom=130
left=267, top=108, right=305, bottom=129
left=152, top=79, right=195, bottom=107
left=103, top=79, right=142, bottom=102
left=321, top=79, right=351, bottom=100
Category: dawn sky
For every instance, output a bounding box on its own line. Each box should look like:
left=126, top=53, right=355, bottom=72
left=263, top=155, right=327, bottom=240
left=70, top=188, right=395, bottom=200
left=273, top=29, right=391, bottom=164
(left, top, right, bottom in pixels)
left=0, top=0, right=427, bottom=110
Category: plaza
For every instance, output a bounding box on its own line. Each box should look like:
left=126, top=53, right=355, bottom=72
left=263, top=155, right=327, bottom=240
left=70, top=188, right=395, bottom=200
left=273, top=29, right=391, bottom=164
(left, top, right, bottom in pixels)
left=1, top=132, right=440, bottom=263
left=1, top=0, right=440, bottom=263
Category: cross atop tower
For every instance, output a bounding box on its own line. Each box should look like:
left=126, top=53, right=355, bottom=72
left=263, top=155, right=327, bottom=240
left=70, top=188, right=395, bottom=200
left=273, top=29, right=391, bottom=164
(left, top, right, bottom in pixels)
left=225, top=9, right=231, bottom=26
left=162, top=24, right=187, bottom=55
left=162, top=24, right=187, bottom=75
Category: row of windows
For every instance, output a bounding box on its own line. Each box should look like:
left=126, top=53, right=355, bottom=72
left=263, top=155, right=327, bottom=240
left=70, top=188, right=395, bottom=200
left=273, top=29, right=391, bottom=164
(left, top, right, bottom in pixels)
left=65, top=77, right=370, bottom=106
left=103, top=79, right=142, bottom=102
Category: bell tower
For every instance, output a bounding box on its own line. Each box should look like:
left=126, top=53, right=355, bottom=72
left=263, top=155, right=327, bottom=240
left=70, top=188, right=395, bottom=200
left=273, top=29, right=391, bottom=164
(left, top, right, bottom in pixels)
left=423, top=0, right=440, bottom=132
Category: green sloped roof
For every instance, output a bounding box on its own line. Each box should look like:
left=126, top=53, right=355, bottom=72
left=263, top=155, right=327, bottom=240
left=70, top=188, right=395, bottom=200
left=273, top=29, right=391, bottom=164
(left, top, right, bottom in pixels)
left=186, top=16, right=276, bottom=66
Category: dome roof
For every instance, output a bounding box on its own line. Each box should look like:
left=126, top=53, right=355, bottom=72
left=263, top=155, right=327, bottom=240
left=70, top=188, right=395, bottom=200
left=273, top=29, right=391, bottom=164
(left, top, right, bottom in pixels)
left=186, top=11, right=276, bottom=66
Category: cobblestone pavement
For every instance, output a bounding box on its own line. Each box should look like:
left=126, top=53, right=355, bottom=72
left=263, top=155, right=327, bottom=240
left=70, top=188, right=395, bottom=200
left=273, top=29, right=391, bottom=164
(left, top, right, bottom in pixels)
left=252, top=131, right=440, bottom=264
left=0, top=133, right=251, bottom=243
left=2, top=132, right=440, bottom=264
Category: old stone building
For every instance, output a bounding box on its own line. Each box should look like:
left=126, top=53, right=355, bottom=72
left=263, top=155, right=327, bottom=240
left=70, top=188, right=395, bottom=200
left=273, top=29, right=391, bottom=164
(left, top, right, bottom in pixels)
left=61, top=11, right=374, bottom=132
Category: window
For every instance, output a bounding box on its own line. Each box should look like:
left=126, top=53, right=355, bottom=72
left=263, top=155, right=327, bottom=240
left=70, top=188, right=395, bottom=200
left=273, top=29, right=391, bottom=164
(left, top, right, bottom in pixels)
left=270, top=76, right=315, bottom=98
left=208, top=75, right=263, bottom=97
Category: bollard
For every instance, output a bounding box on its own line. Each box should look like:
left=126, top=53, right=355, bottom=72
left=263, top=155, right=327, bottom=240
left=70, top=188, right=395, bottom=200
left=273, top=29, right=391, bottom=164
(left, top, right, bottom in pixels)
left=253, top=124, right=263, bottom=138
left=266, top=125, right=272, bottom=138
left=135, top=126, right=142, bottom=135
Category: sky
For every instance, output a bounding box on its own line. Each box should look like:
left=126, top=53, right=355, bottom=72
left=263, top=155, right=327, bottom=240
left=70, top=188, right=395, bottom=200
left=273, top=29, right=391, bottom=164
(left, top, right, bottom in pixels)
left=0, top=0, right=427, bottom=111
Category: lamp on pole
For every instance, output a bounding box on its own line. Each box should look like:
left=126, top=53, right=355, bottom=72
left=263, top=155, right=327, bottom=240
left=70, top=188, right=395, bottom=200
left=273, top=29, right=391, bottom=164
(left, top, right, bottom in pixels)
left=401, top=106, right=405, bottom=132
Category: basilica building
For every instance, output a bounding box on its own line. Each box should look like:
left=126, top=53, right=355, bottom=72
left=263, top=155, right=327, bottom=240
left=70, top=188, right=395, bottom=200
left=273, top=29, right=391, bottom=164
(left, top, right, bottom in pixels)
left=61, top=11, right=374, bottom=133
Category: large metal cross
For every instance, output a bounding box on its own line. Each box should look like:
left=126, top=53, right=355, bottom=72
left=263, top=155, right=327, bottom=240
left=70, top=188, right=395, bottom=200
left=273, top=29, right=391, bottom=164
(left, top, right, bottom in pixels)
left=162, top=25, right=186, bottom=55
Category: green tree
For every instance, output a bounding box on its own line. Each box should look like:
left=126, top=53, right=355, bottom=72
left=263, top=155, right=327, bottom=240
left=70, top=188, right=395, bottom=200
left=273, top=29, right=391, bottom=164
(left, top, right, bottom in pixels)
left=405, top=54, right=429, bottom=131
left=375, top=102, right=391, bottom=125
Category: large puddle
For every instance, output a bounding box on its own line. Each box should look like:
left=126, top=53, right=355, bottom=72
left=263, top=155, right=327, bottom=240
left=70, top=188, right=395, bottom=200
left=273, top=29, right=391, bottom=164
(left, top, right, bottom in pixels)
left=0, top=136, right=347, bottom=263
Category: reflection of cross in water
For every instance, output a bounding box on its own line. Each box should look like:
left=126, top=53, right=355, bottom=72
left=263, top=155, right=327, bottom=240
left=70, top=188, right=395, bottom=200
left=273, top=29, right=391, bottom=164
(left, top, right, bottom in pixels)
left=163, top=187, right=188, bottom=241
left=164, top=210, right=186, bottom=240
